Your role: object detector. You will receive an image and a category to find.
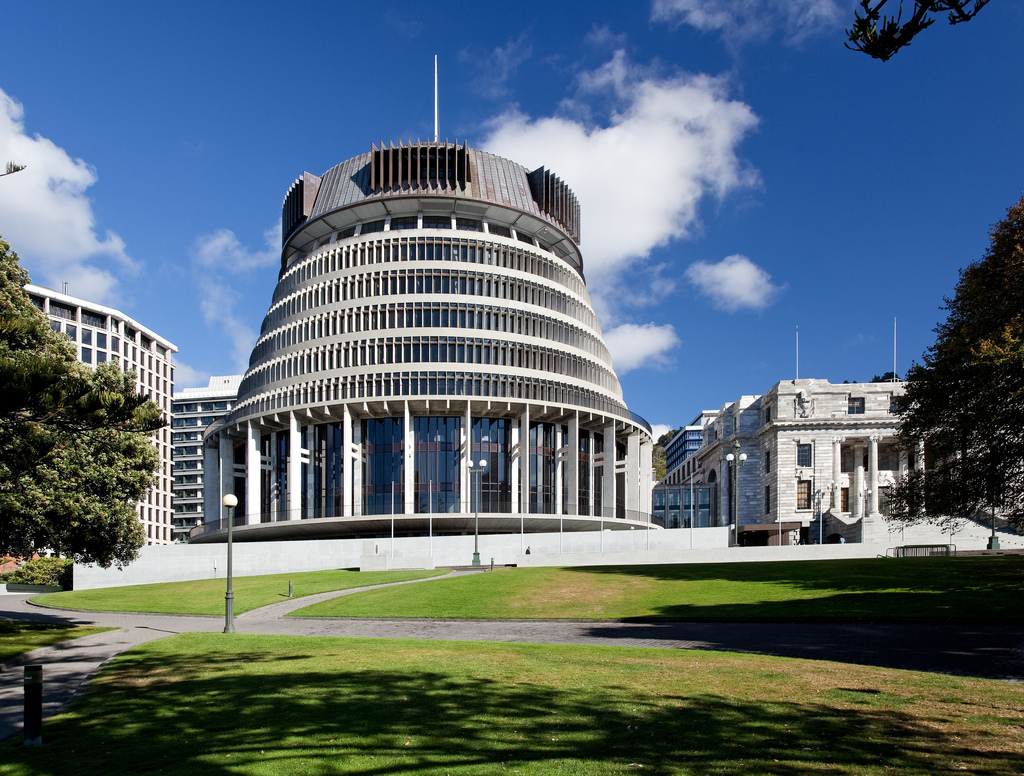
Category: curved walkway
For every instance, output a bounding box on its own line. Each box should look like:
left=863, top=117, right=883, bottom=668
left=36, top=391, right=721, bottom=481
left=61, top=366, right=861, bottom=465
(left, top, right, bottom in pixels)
left=3, top=570, right=1024, bottom=742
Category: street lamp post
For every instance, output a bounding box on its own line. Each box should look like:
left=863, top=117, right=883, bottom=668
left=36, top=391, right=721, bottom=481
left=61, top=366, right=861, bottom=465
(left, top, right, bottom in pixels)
left=725, top=440, right=746, bottom=547
left=221, top=493, right=238, bottom=634
left=469, top=459, right=487, bottom=566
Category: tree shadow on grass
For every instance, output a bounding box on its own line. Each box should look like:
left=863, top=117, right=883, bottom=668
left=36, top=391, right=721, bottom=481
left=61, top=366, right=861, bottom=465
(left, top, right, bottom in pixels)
left=2, top=641, right=1021, bottom=775
left=561, top=556, right=1024, bottom=623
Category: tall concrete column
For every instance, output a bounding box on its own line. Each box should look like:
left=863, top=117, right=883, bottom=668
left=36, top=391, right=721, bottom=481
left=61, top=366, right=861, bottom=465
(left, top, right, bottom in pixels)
left=342, top=404, right=353, bottom=517
left=203, top=439, right=220, bottom=528
left=566, top=413, right=579, bottom=516
left=510, top=411, right=521, bottom=515
left=831, top=436, right=844, bottom=510
left=521, top=407, right=532, bottom=514
left=639, top=436, right=653, bottom=518
left=246, top=423, right=261, bottom=525
left=461, top=403, right=472, bottom=512
left=554, top=424, right=564, bottom=517
left=625, top=432, right=641, bottom=518
left=287, top=413, right=302, bottom=520
left=915, top=440, right=925, bottom=472
left=603, top=423, right=616, bottom=518
left=853, top=442, right=865, bottom=520
left=218, top=433, right=233, bottom=528
left=867, top=434, right=881, bottom=517
left=404, top=401, right=414, bottom=515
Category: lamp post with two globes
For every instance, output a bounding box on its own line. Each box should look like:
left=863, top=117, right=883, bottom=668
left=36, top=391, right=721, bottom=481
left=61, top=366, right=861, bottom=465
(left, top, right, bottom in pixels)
left=725, top=440, right=747, bottom=547
left=469, top=459, right=488, bottom=566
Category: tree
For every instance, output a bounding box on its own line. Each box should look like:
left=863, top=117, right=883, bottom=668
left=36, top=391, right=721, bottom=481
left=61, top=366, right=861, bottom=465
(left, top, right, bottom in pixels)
left=0, top=236, right=164, bottom=566
left=890, top=195, right=1024, bottom=532
left=846, top=0, right=991, bottom=61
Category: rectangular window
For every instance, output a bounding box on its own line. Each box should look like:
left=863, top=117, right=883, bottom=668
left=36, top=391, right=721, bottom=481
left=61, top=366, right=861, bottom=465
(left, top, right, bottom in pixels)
left=848, top=396, right=865, bottom=414
left=841, top=486, right=850, bottom=512
left=81, top=347, right=92, bottom=364
left=764, top=485, right=771, bottom=514
left=796, top=443, right=812, bottom=468
left=796, top=480, right=812, bottom=510
left=764, top=450, right=771, bottom=473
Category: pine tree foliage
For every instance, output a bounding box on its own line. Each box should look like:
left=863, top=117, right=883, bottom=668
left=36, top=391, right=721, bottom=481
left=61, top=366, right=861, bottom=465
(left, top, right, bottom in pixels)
left=0, top=236, right=164, bottom=566
left=846, top=0, right=990, bottom=61
left=891, top=195, right=1024, bottom=529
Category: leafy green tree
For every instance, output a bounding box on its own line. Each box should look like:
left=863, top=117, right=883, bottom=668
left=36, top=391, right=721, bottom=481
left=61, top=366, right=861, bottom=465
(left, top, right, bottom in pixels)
left=0, top=236, right=164, bottom=566
left=846, top=0, right=991, bottom=61
left=890, top=195, right=1024, bottom=531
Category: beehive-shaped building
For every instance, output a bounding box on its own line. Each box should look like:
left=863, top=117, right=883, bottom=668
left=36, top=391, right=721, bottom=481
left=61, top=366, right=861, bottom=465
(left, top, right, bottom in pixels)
left=197, top=141, right=652, bottom=541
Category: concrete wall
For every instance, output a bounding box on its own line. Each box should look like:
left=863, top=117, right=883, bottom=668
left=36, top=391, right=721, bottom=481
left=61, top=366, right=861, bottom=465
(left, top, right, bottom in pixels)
left=74, top=518, right=1006, bottom=590
left=74, top=526, right=724, bottom=589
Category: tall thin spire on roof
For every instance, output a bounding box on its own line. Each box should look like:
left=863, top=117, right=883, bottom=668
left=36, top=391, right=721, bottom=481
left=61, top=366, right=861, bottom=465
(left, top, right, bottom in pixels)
left=433, top=55, right=439, bottom=143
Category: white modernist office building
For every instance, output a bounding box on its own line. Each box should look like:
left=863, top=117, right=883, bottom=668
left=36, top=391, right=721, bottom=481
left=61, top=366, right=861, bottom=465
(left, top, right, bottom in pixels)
left=25, top=284, right=178, bottom=545
left=654, top=379, right=909, bottom=544
left=171, top=375, right=242, bottom=541
left=197, top=141, right=653, bottom=542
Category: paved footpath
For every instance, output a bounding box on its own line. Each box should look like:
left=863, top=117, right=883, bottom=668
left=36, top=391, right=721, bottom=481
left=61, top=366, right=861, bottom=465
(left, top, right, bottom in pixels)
left=3, top=569, right=1024, bottom=742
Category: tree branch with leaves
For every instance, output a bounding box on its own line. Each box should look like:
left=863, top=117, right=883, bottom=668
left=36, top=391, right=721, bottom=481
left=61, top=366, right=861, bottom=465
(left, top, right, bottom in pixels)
left=846, top=0, right=991, bottom=61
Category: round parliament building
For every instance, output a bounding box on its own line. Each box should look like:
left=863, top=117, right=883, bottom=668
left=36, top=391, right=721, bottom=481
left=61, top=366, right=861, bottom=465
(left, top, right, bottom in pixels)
left=197, top=141, right=653, bottom=542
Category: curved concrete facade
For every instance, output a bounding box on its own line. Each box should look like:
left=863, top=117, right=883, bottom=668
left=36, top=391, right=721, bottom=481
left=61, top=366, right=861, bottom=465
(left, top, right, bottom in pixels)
left=197, top=142, right=653, bottom=542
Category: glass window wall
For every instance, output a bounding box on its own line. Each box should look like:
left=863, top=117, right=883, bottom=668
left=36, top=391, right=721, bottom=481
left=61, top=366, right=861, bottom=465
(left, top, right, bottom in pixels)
left=472, top=417, right=511, bottom=513
left=414, top=416, right=461, bottom=513
left=362, top=418, right=404, bottom=515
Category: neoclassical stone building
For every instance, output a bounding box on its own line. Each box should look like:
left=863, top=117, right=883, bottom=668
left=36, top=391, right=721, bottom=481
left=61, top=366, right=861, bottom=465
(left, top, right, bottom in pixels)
left=196, top=141, right=653, bottom=542
left=654, top=379, right=909, bottom=544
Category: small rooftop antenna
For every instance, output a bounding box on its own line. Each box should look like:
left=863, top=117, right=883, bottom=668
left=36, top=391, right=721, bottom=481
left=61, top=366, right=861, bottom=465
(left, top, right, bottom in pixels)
left=433, top=55, right=439, bottom=143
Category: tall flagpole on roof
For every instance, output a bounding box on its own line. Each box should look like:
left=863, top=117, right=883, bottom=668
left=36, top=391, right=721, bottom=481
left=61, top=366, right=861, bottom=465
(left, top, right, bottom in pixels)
left=434, top=55, right=439, bottom=143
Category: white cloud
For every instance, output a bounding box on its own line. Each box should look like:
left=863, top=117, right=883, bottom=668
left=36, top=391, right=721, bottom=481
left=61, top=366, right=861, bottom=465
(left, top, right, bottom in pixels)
left=0, top=88, right=136, bottom=303
left=482, top=51, right=759, bottom=293
left=651, top=0, right=848, bottom=45
left=192, top=225, right=279, bottom=273
left=604, top=322, right=681, bottom=374
left=685, top=253, right=783, bottom=312
left=190, top=224, right=280, bottom=373
left=171, top=361, right=211, bottom=389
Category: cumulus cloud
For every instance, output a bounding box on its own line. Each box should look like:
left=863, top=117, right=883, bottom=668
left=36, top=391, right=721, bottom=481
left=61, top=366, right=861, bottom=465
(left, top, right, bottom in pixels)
left=190, top=224, right=280, bottom=373
left=685, top=253, right=783, bottom=312
left=604, top=322, right=681, bottom=374
left=171, top=361, right=211, bottom=390
left=483, top=51, right=757, bottom=372
left=0, top=88, right=136, bottom=303
left=651, top=0, right=847, bottom=44
left=192, top=225, right=279, bottom=273
left=483, top=51, right=759, bottom=288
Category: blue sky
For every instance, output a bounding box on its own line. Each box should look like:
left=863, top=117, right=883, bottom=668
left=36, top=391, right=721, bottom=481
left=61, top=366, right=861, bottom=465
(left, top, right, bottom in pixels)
left=2, top=1, right=1022, bottom=439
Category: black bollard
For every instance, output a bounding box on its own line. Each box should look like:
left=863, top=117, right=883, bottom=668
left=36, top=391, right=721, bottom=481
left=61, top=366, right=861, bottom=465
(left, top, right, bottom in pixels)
left=288, top=580, right=293, bottom=598
left=24, top=665, right=42, bottom=747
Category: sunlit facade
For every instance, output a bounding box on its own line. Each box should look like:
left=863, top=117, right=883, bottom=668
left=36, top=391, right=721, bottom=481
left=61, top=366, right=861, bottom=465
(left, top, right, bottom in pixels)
left=197, top=141, right=652, bottom=542
left=25, top=284, right=177, bottom=545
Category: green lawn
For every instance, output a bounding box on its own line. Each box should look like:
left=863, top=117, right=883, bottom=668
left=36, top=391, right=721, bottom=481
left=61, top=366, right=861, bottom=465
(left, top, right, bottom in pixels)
left=1, top=633, right=1021, bottom=775
left=295, top=556, right=1024, bottom=621
left=32, top=569, right=447, bottom=615
left=0, top=621, right=113, bottom=664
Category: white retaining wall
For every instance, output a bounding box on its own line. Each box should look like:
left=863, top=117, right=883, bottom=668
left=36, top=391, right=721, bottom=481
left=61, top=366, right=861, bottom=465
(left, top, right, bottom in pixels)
left=73, top=519, right=1015, bottom=590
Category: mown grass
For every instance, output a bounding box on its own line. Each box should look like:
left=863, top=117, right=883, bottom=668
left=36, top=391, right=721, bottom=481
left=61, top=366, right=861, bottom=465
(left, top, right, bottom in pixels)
left=1, top=633, right=1022, bottom=775
left=0, top=621, right=113, bottom=664
left=32, top=569, right=447, bottom=615
left=296, top=556, right=1024, bottom=621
